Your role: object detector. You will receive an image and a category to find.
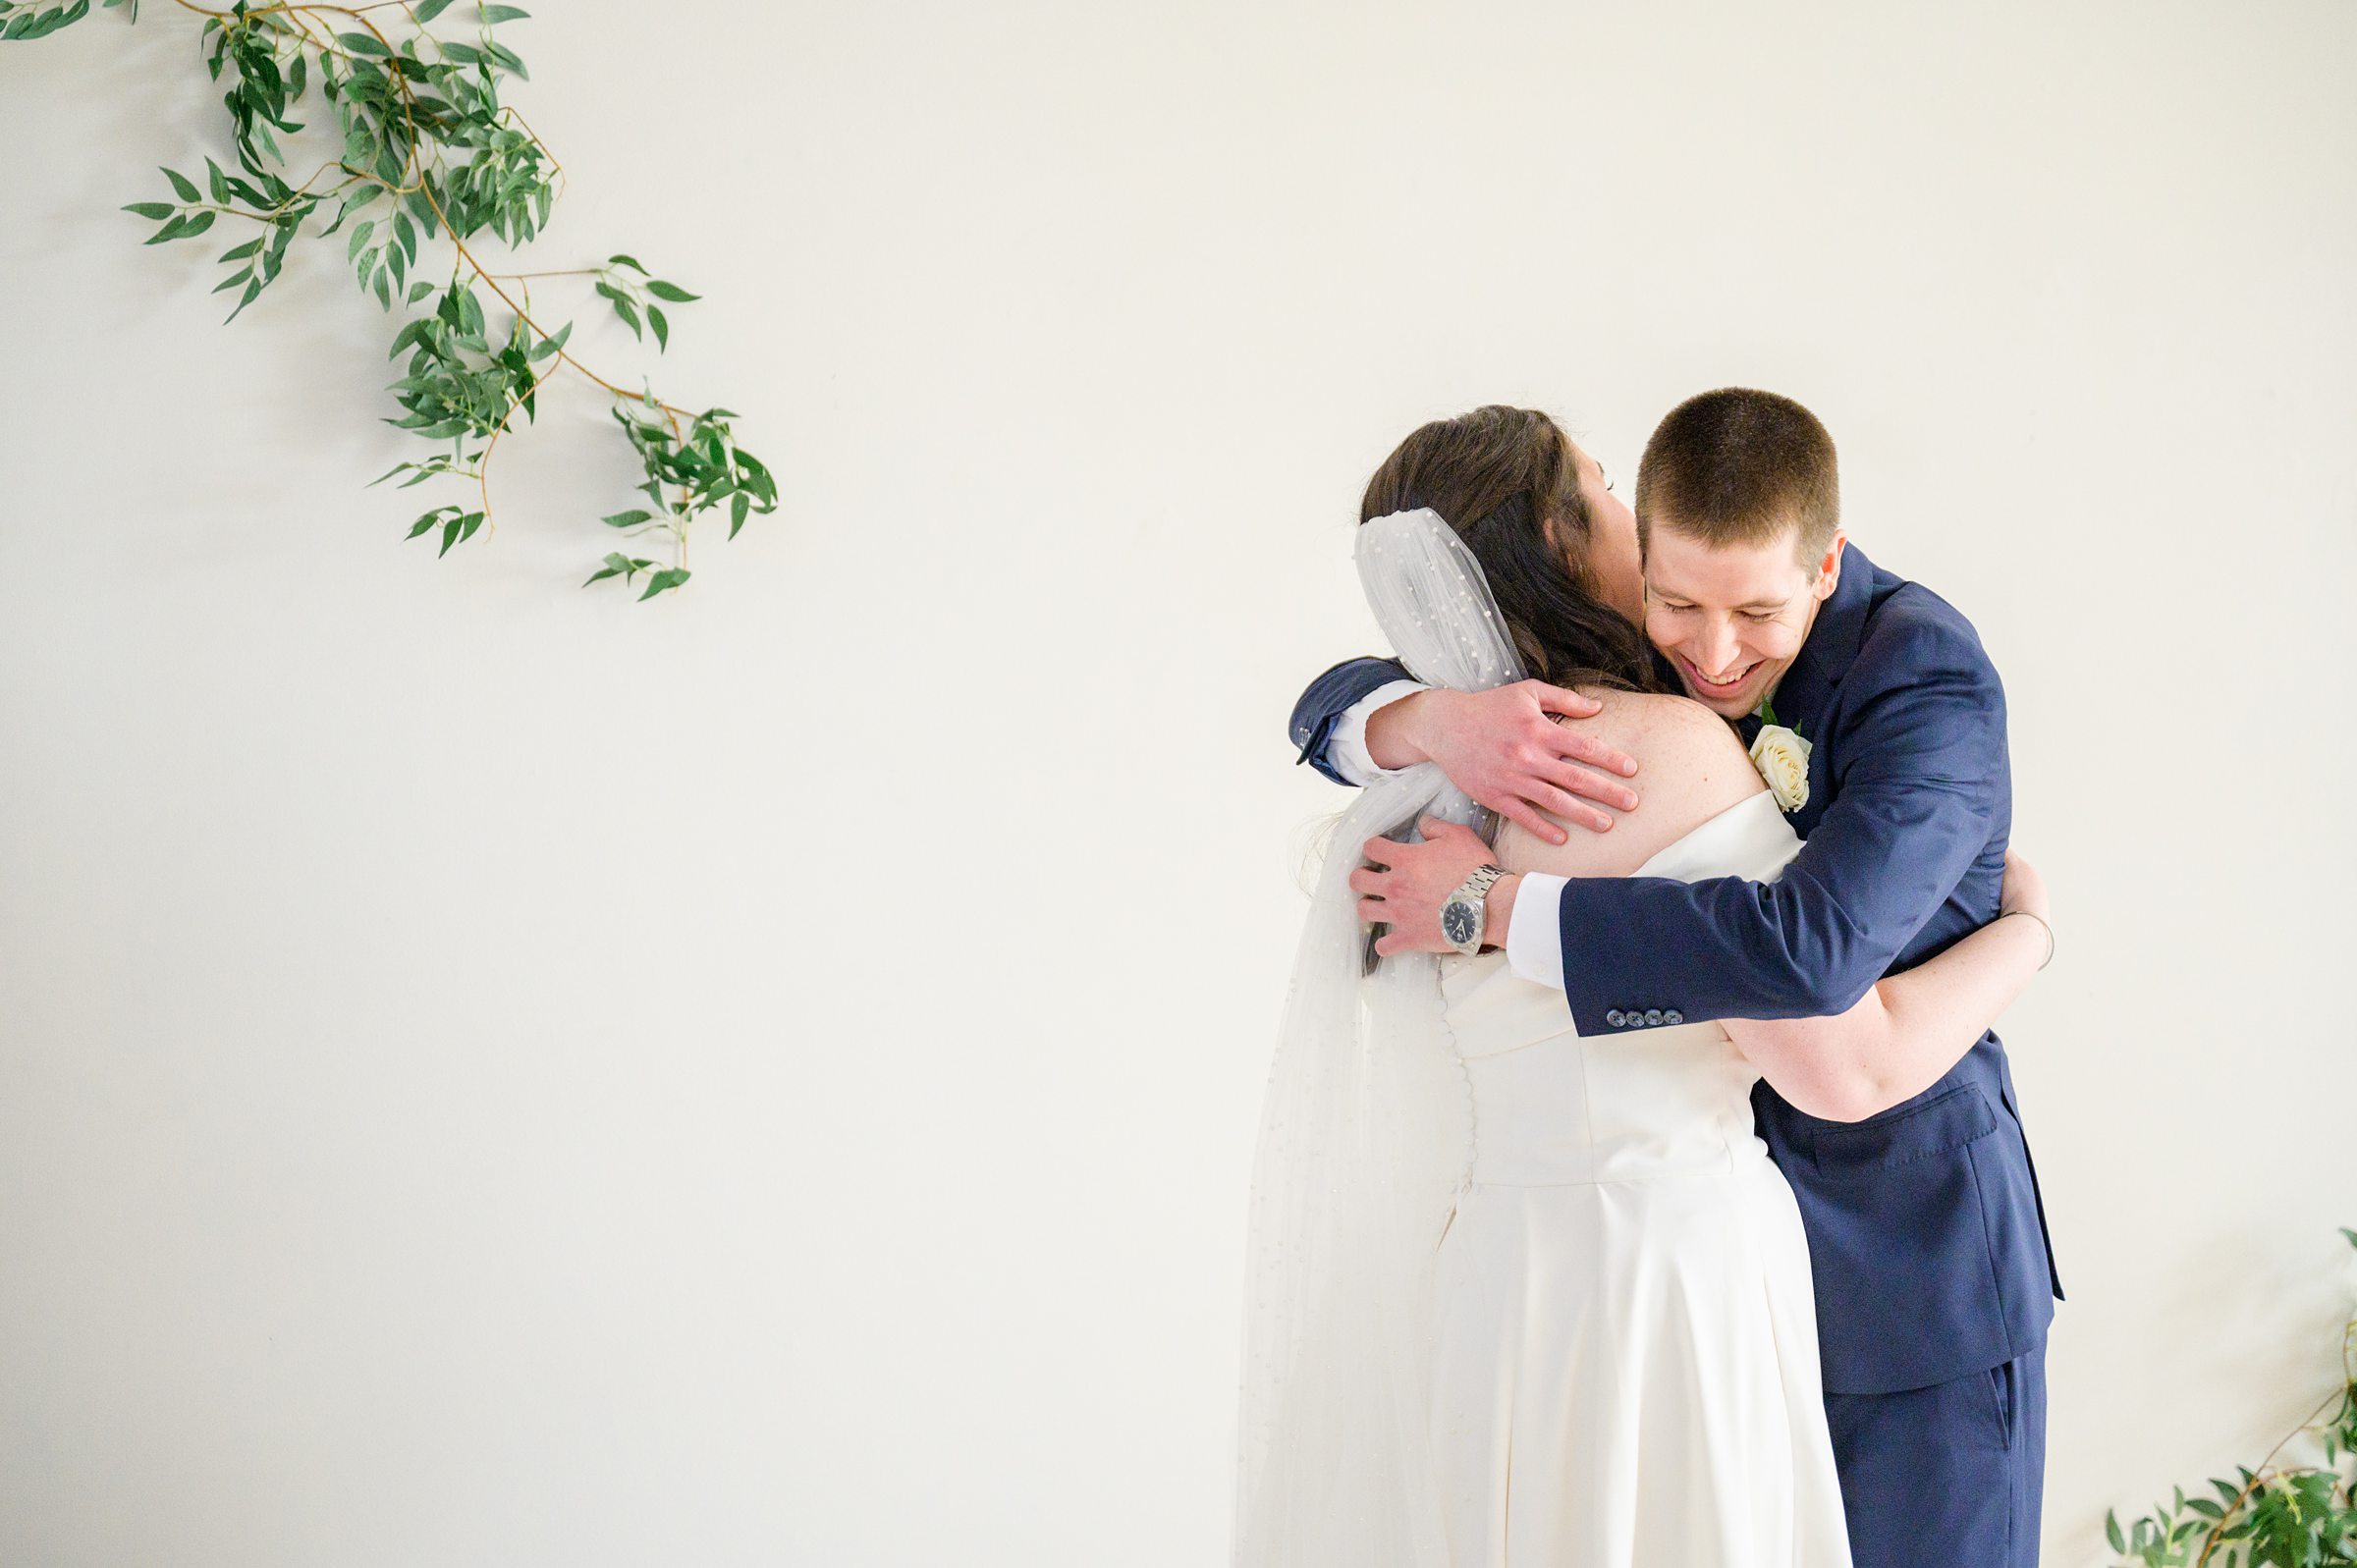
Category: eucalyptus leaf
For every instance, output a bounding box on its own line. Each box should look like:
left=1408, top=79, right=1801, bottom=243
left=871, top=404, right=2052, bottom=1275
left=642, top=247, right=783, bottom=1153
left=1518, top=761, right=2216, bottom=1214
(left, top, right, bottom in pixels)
left=21, top=0, right=775, bottom=601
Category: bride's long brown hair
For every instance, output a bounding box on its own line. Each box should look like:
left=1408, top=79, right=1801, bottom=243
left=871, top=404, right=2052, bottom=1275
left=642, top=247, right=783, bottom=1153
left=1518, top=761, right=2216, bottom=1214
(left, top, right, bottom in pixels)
left=1359, top=405, right=1668, bottom=696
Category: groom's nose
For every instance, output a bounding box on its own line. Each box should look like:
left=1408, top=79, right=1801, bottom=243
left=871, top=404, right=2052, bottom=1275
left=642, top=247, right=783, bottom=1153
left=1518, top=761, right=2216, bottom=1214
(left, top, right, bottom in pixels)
left=1695, top=619, right=1742, bottom=676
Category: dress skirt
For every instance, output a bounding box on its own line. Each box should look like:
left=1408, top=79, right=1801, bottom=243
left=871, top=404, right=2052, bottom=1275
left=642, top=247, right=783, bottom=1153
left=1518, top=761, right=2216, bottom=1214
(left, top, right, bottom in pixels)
left=1429, top=943, right=1853, bottom=1568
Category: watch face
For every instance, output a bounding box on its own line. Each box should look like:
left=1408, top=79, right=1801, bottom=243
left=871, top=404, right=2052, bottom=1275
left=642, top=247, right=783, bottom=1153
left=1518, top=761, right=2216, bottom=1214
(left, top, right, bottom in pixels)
left=1440, top=900, right=1479, bottom=947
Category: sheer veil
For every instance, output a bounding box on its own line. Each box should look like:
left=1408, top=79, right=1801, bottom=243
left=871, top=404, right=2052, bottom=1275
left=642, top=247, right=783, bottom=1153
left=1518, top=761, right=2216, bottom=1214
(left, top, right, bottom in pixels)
left=1233, top=508, right=1526, bottom=1567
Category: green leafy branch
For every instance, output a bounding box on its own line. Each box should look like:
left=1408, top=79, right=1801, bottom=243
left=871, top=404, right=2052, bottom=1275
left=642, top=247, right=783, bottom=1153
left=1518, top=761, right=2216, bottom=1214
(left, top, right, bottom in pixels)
left=597, top=252, right=696, bottom=351
left=1, top=0, right=130, bottom=43
left=2107, top=1227, right=2357, bottom=1567
left=5, top=0, right=780, bottom=600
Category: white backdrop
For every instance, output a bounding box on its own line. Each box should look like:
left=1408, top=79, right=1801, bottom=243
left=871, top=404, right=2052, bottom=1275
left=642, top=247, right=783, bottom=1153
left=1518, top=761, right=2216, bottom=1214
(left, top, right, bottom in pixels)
left=4, top=2, right=2353, bottom=1563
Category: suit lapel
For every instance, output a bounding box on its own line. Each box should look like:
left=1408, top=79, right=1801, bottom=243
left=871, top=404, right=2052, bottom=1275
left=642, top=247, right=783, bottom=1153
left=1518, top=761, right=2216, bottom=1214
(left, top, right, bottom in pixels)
left=1761, top=540, right=1880, bottom=838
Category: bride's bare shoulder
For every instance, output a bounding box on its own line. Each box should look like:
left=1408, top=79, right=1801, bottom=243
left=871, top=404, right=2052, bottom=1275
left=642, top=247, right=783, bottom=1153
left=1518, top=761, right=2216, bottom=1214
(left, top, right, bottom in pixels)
left=1603, top=689, right=1759, bottom=786
left=1493, top=687, right=1766, bottom=880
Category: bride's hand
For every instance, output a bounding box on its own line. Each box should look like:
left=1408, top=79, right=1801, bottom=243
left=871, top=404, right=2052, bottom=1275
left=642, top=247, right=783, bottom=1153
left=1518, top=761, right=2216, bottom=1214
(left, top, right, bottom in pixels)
left=1389, top=681, right=1641, bottom=844
left=2000, top=848, right=2050, bottom=927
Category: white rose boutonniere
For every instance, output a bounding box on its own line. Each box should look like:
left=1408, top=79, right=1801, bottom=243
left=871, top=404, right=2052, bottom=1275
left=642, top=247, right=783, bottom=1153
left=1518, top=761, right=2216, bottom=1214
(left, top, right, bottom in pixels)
left=1749, top=700, right=1812, bottom=813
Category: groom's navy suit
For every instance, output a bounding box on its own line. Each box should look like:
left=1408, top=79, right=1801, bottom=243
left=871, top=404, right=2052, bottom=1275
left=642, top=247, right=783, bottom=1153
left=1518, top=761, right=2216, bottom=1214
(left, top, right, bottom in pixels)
left=1289, top=543, right=2060, bottom=1568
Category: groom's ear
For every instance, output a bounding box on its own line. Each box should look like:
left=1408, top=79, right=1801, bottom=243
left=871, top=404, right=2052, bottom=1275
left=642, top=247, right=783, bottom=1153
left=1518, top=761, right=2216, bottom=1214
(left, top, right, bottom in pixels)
left=1810, top=532, right=1848, bottom=600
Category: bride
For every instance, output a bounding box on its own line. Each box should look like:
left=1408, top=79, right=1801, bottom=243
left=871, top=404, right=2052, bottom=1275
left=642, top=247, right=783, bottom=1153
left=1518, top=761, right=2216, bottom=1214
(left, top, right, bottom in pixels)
left=1233, top=407, right=2054, bottom=1568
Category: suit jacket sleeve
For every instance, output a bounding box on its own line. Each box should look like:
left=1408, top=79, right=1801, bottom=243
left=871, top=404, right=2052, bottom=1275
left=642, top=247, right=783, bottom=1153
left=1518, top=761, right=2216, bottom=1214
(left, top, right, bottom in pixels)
left=1288, top=656, right=1414, bottom=785
left=1552, top=608, right=2007, bottom=1034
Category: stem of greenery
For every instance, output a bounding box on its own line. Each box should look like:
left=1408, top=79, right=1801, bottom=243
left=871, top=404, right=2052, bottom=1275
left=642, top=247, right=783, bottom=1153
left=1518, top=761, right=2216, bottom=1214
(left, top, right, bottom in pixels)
left=3, top=0, right=779, bottom=600
left=2107, top=1227, right=2357, bottom=1567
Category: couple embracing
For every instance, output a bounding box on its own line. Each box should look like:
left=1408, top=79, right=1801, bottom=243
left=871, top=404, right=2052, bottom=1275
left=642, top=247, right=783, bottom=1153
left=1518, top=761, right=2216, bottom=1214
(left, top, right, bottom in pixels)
left=1233, top=392, right=2062, bottom=1568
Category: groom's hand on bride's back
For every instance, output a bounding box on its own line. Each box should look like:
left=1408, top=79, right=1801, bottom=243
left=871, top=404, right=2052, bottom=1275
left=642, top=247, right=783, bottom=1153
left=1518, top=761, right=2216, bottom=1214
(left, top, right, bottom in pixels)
left=1371, top=680, right=1640, bottom=843
left=1352, top=817, right=1517, bottom=957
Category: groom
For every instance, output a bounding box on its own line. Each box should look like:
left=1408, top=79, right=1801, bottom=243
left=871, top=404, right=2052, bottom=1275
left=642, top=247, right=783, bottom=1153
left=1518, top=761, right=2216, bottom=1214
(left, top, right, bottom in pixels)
left=1291, top=389, right=2061, bottom=1568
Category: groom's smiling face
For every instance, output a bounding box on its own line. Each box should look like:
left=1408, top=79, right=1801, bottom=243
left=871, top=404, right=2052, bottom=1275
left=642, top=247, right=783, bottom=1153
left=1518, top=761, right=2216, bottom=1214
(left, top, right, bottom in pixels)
left=1641, top=523, right=1846, bottom=720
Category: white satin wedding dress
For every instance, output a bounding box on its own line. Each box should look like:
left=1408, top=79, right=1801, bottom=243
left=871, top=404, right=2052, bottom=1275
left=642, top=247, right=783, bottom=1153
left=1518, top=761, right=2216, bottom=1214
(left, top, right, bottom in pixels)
left=1426, top=787, right=1853, bottom=1568
left=1233, top=510, right=1851, bottom=1568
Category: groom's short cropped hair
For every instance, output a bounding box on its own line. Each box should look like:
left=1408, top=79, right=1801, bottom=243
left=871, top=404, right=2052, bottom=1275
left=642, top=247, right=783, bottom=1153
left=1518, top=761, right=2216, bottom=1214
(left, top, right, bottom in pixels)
left=1634, top=389, right=1840, bottom=566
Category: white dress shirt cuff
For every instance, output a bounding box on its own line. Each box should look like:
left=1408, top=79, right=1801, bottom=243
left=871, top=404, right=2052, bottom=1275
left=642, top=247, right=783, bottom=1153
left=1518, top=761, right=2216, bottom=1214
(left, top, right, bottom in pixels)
left=1504, top=873, right=1569, bottom=991
left=1328, top=679, right=1430, bottom=786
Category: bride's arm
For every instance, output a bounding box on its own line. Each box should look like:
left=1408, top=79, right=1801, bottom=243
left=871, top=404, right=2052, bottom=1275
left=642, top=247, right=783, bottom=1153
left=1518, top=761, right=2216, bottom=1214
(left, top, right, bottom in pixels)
left=1722, top=850, right=2054, bottom=1123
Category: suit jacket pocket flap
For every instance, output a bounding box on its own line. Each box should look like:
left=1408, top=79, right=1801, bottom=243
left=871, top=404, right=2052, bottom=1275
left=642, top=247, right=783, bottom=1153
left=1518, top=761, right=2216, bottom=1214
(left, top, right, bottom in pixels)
left=1811, top=1082, right=1998, bottom=1175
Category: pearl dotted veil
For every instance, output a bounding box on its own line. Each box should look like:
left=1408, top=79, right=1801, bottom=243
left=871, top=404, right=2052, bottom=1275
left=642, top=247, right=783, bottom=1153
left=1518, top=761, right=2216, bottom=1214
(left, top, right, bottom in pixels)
left=1233, top=508, right=1527, bottom=1567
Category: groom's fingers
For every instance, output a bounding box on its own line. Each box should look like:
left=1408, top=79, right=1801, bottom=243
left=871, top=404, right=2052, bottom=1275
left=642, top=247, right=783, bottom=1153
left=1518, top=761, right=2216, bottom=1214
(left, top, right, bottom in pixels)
left=1542, top=757, right=1640, bottom=814
left=1529, top=682, right=1606, bottom=721
left=1416, top=815, right=1480, bottom=849
left=1526, top=785, right=1615, bottom=837
left=1542, top=722, right=1640, bottom=782
left=1491, top=794, right=1574, bottom=845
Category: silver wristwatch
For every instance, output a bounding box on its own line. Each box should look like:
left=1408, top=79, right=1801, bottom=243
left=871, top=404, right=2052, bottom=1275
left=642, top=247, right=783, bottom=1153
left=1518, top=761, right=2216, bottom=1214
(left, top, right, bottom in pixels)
left=1439, top=863, right=1507, bottom=958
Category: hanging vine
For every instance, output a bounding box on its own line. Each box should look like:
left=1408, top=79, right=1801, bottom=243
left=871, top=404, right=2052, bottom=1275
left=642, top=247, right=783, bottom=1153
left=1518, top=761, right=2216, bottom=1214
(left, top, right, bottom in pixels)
left=1, top=0, right=779, bottom=600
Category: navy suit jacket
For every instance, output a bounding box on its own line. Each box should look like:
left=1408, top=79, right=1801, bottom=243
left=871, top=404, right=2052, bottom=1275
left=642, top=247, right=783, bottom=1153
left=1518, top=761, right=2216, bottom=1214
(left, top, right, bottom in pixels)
left=1288, top=542, right=2061, bottom=1394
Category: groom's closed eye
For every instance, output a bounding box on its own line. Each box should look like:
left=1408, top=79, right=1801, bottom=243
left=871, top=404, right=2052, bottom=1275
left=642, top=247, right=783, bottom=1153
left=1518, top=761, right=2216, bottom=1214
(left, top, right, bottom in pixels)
left=1653, top=598, right=1781, bottom=622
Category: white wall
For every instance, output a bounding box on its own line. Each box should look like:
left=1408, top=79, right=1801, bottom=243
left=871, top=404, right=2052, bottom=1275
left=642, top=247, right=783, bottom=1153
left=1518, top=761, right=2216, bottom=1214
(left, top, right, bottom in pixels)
left=3, top=2, right=2352, bottom=1563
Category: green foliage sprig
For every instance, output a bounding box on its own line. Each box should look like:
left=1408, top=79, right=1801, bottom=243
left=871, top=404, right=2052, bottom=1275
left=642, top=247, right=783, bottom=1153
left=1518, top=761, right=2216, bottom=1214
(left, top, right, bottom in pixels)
left=2108, top=1228, right=2357, bottom=1567
left=2, top=0, right=779, bottom=600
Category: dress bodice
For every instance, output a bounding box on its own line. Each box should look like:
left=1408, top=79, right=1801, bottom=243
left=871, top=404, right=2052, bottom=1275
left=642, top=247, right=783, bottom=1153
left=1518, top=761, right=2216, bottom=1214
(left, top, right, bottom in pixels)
left=1437, top=789, right=1804, bottom=1186
left=1423, top=786, right=1854, bottom=1567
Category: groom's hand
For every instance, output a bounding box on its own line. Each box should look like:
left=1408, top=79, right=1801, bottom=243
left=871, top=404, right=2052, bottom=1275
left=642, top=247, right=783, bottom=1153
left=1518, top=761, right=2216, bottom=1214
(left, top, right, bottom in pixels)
left=1351, top=816, right=1521, bottom=957
left=1375, top=681, right=1639, bottom=845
